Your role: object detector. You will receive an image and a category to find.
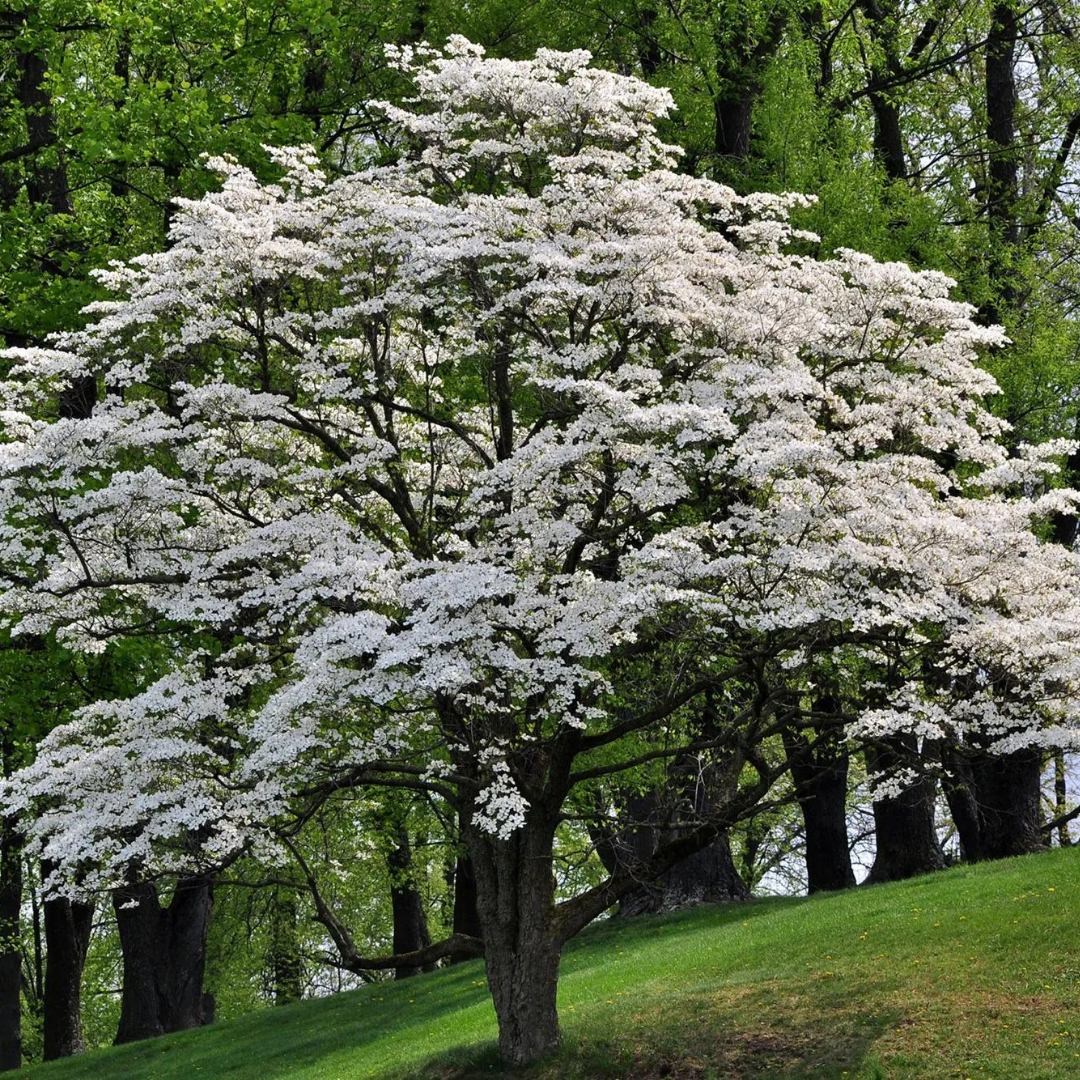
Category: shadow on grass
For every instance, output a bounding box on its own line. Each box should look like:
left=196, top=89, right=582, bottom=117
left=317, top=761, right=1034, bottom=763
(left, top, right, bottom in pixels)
left=397, top=978, right=900, bottom=1080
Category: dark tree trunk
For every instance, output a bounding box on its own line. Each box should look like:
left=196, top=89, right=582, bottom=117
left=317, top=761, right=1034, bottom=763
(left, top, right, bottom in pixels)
left=969, top=749, right=1045, bottom=859
left=715, top=92, right=756, bottom=161
left=661, top=832, right=749, bottom=908
left=784, top=722, right=855, bottom=893
left=0, top=816, right=21, bottom=1073
left=941, top=744, right=984, bottom=862
left=710, top=8, right=787, bottom=175
left=866, top=738, right=946, bottom=883
left=451, top=854, right=482, bottom=941
left=859, top=0, right=908, bottom=181
left=466, top=811, right=561, bottom=1067
left=941, top=741, right=1046, bottom=861
left=869, top=92, right=907, bottom=181
left=619, top=830, right=748, bottom=916
left=633, top=2, right=665, bottom=79
left=387, top=828, right=433, bottom=979
left=986, top=3, right=1020, bottom=246
left=41, top=875, right=94, bottom=1061
left=269, top=890, right=303, bottom=1006
left=113, top=877, right=214, bottom=1044
left=16, top=45, right=70, bottom=214
left=114, top=883, right=167, bottom=1042
left=595, top=789, right=748, bottom=916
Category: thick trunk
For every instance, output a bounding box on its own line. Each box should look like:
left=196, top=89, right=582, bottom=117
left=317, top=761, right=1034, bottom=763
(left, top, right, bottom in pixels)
left=596, top=750, right=750, bottom=916
left=166, top=878, right=213, bottom=1030
left=0, top=817, right=21, bottom=1073
left=866, top=738, right=946, bottom=883
left=114, top=876, right=213, bottom=1044
left=941, top=746, right=984, bottom=862
left=485, top=929, right=561, bottom=1069
left=869, top=93, right=907, bottom=180
left=114, top=883, right=166, bottom=1042
left=466, top=811, right=561, bottom=1067
left=969, top=749, right=1045, bottom=859
left=714, top=93, right=755, bottom=161
left=710, top=8, right=787, bottom=175
left=387, top=829, right=432, bottom=979
left=986, top=3, right=1019, bottom=247
left=942, top=743, right=1046, bottom=861
left=859, top=0, right=908, bottom=181
left=614, top=827, right=748, bottom=917
left=633, top=2, right=664, bottom=79
left=659, top=832, right=749, bottom=908
left=941, top=773, right=984, bottom=864
left=784, top=725, right=855, bottom=893
left=41, top=880, right=94, bottom=1061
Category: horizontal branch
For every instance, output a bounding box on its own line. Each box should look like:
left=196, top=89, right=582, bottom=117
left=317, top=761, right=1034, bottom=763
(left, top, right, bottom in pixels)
left=336, top=933, right=484, bottom=973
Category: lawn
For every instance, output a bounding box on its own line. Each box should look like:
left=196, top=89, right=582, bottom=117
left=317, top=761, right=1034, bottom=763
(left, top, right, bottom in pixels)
left=24, top=847, right=1080, bottom=1078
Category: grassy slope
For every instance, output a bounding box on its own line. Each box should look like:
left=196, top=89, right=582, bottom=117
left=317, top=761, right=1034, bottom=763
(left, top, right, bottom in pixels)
left=24, top=847, right=1080, bottom=1079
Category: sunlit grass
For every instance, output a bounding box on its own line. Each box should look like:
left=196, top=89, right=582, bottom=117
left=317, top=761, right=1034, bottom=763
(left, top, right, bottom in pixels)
left=26, top=847, right=1080, bottom=1078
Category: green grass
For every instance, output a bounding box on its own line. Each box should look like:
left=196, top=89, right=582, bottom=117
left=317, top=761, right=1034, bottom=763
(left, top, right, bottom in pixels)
left=26, top=848, right=1080, bottom=1079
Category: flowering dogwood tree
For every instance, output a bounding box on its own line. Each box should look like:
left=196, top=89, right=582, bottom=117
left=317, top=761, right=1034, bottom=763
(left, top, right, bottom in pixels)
left=3, top=38, right=1080, bottom=1065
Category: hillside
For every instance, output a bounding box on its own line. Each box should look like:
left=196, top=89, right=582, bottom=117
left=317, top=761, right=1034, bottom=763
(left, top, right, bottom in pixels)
left=23, top=848, right=1080, bottom=1079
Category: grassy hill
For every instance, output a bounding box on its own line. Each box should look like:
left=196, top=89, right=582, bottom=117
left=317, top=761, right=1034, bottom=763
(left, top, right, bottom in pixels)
left=23, top=847, right=1080, bottom=1079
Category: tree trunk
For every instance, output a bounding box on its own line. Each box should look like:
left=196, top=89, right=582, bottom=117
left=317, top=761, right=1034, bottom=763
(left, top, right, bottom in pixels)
left=466, top=811, right=561, bottom=1067
left=451, top=854, right=482, bottom=941
left=387, top=828, right=433, bottom=979
left=941, top=744, right=984, bottom=862
left=114, top=876, right=213, bottom=1044
left=859, top=0, right=909, bottom=181
left=969, top=749, right=1045, bottom=859
left=941, top=741, right=1046, bottom=861
left=633, top=2, right=664, bottom=79
left=113, top=883, right=165, bottom=1042
left=269, top=890, right=303, bottom=1006
left=784, top=724, right=855, bottom=893
left=41, top=876, right=94, bottom=1061
left=986, top=3, right=1020, bottom=246
left=714, top=92, right=756, bottom=161
left=659, top=832, right=749, bottom=908
left=594, top=791, right=748, bottom=915
left=710, top=7, right=787, bottom=176
left=0, top=816, right=21, bottom=1073
left=16, top=44, right=70, bottom=214
left=866, top=738, right=946, bottom=883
